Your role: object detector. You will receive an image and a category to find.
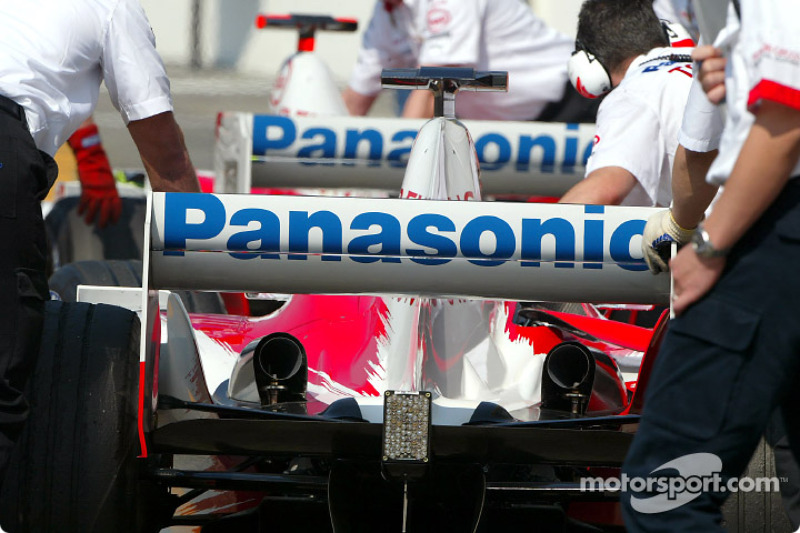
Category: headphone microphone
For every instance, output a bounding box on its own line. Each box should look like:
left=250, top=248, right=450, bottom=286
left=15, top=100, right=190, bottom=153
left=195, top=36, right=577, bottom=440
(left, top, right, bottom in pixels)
left=567, top=40, right=612, bottom=100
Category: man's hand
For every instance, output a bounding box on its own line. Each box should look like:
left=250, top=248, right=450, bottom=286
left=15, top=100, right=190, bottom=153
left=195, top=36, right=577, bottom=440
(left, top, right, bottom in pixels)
left=67, top=121, right=122, bottom=229
left=669, top=244, right=725, bottom=316
left=692, top=45, right=726, bottom=104
left=642, top=209, right=696, bottom=274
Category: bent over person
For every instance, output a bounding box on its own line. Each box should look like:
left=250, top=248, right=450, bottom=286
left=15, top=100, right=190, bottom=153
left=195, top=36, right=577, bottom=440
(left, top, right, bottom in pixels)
left=559, top=0, right=694, bottom=207
left=0, top=0, right=201, bottom=504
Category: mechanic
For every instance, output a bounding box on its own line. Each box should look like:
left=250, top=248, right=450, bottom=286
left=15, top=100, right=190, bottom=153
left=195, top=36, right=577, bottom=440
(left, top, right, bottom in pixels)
left=621, top=0, right=800, bottom=530
left=558, top=0, right=694, bottom=207
left=639, top=27, right=800, bottom=533
left=67, top=117, right=123, bottom=229
left=342, top=0, right=599, bottom=123
left=0, top=0, right=201, bottom=493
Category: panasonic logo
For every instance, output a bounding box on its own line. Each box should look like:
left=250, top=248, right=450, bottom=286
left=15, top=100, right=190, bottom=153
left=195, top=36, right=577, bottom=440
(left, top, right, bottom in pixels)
left=161, top=195, right=647, bottom=272
left=252, top=116, right=594, bottom=174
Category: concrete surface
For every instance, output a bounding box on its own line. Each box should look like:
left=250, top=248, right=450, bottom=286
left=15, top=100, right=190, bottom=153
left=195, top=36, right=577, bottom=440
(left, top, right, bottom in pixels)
left=93, top=65, right=397, bottom=174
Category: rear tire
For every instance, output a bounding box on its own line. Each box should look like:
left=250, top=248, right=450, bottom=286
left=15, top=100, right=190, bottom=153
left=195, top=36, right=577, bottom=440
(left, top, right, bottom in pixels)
left=0, top=301, right=168, bottom=532
left=721, top=437, right=793, bottom=532
left=49, top=259, right=227, bottom=314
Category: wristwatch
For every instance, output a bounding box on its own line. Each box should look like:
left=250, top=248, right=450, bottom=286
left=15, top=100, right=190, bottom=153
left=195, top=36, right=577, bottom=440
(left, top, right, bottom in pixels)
left=691, top=224, right=730, bottom=258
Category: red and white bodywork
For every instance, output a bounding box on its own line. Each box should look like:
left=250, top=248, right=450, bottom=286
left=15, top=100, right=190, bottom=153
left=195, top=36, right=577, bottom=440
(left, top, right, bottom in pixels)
left=269, top=52, right=348, bottom=117
left=256, top=13, right=357, bottom=118
left=142, top=112, right=667, bottom=420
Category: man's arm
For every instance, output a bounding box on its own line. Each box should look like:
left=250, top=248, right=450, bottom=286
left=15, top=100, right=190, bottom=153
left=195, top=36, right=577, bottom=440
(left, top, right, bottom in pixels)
left=127, top=111, right=200, bottom=193
left=671, top=100, right=800, bottom=315
left=671, top=144, right=719, bottom=229
left=402, top=89, right=435, bottom=118
left=640, top=145, right=719, bottom=273
left=703, top=102, right=800, bottom=250
left=343, top=87, right=378, bottom=116
left=558, top=166, right=638, bottom=205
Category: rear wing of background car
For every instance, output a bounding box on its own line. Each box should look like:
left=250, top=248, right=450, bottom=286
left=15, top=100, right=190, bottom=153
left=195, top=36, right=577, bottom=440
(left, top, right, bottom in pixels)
left=214, top=113, right=595, bottom=197
left=144, top=192, right=668, bottom=303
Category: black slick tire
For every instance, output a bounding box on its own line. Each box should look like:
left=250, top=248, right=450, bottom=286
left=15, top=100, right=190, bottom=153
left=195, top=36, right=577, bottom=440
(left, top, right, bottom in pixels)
left=0, top=301, right=168, bottom=532
left=722, top=437, right=793, bottom=532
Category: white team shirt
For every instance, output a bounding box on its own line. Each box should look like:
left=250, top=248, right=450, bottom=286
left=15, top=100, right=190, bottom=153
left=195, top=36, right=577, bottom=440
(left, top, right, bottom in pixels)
left=348, top=0, right=573, bottom=121
left=585, top=47, right=694, bottom=206
left=0, top=0, right=173, bottom=156
left=706, top=0, right=800, bottom=185
left=678, top=75, right=725, bottom=153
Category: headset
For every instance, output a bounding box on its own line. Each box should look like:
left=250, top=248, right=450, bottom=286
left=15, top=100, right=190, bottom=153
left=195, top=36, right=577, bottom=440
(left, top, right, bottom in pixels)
left=568, top=21, right=695, bottom=100
left=567, top=39, right=612, bottom=99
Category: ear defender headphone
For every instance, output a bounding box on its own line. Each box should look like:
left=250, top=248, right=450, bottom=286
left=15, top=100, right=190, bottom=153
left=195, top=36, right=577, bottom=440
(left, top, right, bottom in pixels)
left=568, top=39, right=612, bottom=99
left=569, top=22, right=693, bottom=100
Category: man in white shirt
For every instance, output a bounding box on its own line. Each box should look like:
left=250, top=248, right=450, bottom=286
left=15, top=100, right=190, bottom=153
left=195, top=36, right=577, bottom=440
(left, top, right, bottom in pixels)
left=343, top=0, right=598, bottom=123
left=622, top=0, right=800, bottom=529
left=559, top=0, right=694, bottom=207
left=0, top=0, right=200, bottom=492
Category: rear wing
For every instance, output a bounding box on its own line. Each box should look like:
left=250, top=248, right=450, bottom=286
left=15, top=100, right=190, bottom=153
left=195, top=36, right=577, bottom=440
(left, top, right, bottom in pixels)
left=214, top=113, right=594, bottom=197
left=144, top=192, right=668, bottom=304
left=254, top=14, right=358, bottom=53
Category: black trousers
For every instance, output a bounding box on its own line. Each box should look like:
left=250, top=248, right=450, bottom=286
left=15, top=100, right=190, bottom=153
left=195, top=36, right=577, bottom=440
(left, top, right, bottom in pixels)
left=0, top=96, right=56, bottom=485
left=621, top=179, right=800, bottom=531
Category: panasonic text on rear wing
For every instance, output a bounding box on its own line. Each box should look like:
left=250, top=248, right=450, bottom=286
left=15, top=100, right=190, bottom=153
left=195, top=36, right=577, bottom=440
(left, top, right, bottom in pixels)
left=148, top=192, right=668, bottom=304
left=214, top=113, right=595, bottom=196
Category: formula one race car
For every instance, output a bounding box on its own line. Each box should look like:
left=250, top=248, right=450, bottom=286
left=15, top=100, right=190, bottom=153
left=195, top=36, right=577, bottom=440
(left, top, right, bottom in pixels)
left=0, top=67, right=689, bottom=533
left=1, top=67, right=670, bottom=533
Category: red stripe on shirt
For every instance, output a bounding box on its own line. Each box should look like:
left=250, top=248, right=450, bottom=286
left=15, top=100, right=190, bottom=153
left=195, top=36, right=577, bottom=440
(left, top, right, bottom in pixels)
left=748, top=79, right=800, bottom=112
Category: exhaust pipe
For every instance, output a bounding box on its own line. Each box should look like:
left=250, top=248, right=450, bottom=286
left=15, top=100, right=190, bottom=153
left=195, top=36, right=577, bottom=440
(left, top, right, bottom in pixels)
left=252, top=333, right=308, bottom=406
left=546, top=343, right=592, bottom=390
left=541, top=342, right=628, bottom=416
left=542, top=342, right=595, bottom=415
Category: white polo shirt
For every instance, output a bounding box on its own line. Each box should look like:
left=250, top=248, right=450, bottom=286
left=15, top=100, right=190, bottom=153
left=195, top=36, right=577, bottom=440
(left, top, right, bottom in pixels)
left=585, top=47, right=694, bottom=206
left=707, top=0, right=800, bottom=185
left=0, top=0, right=173, bottom=156
left=348, top=0, right=573, bottom=121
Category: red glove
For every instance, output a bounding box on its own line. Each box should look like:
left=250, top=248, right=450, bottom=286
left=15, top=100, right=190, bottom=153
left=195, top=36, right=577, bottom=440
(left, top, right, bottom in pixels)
left=67, top=123, right=122, bottom=229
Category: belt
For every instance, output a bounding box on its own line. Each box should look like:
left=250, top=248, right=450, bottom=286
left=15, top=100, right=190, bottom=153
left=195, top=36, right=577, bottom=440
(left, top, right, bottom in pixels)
left=0, top=94, right=26, bottom=122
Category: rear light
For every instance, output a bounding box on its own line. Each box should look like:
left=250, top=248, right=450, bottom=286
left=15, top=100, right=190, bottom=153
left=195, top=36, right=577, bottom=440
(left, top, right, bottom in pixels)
left=382, top=390, right=432, bottom=475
